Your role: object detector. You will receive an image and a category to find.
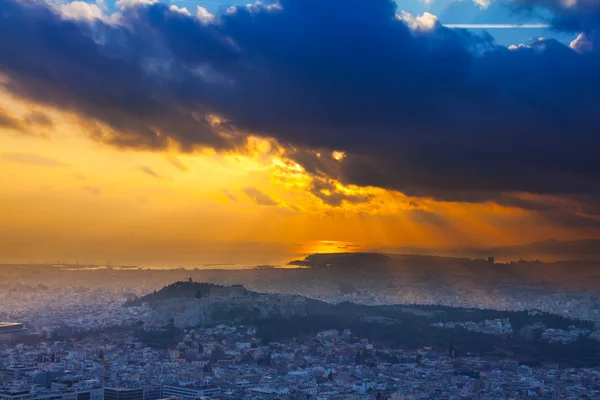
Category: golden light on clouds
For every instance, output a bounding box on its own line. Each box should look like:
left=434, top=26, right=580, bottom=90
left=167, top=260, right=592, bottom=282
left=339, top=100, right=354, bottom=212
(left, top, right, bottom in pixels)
left=0, top=89, right=587, bottom=267
left=332, top=151, right=345, bottom=161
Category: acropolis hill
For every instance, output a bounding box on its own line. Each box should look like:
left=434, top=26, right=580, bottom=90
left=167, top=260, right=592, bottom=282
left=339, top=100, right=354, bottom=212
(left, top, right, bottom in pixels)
left=137, top=282, right=308, bottom=328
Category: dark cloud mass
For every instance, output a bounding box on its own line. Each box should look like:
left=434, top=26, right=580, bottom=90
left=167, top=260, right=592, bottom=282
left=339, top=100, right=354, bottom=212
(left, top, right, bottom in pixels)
left=1, top=0, right=600, bottom=225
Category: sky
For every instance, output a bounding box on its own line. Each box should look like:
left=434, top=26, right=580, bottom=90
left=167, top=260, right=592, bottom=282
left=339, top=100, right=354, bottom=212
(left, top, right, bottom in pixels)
left=0, top=0, right=599, bottom=267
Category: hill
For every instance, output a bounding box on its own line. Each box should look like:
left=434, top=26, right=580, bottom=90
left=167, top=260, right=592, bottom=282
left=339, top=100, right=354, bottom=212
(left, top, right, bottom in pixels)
left=286, top=252, right=600, bottom=293
left=125, top=280, right=223, bottom=305
left=372, top=238, right=600, bottom=262
left=288, top=252, right=393, bottom=269
left=128, top=281, right=309, bottom=329
left=131, top=282, right=600, bottom=367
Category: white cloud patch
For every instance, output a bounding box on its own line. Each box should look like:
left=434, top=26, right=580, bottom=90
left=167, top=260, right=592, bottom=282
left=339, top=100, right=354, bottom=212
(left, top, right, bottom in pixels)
left=570, top=32, right=594, bottom=53
left=508, top=43, right=531, bottom=51
left=397, top=11, right=438, bottom=33
left=246, top=1, right=282, bottom=12
left=169, top=4, right=191, bottom=16
left=196, top=6, right=215, bottom=24
left=473, top=0, right=492, bottom=9
left=226, top=0, right=282, bottom=16
left=57, top=1, right=106, bottom=21
left=116, top=0, right=157, bottom=10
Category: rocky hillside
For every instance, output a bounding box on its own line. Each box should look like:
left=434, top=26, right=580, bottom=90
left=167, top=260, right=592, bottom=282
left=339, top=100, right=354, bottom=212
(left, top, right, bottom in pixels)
left=135, top=282, right=308, bottom=328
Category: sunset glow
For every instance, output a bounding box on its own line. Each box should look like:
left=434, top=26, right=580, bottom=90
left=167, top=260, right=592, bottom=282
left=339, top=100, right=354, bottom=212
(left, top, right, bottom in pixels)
left=1, top=0, right=599, bottom=267
left=0, top=89, right=592, bottom=267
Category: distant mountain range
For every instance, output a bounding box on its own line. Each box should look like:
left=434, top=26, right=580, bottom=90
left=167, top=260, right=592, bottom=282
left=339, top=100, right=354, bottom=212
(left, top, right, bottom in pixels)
left=371, top=238, right=600, bottom=262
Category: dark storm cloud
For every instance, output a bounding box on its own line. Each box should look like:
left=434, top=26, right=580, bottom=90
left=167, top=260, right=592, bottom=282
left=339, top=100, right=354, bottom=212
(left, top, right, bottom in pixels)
left=489, top=193, right=600, bottom=229
left=0, top=0, right=230, bottom=151
left=1, top=0, right=600, bottom=219
left=540, top=211, right=600, bottom=229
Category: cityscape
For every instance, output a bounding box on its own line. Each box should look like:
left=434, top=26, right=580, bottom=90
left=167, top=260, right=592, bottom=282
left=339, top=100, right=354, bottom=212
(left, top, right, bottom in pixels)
left=1, top=258, right=600, bottom=399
